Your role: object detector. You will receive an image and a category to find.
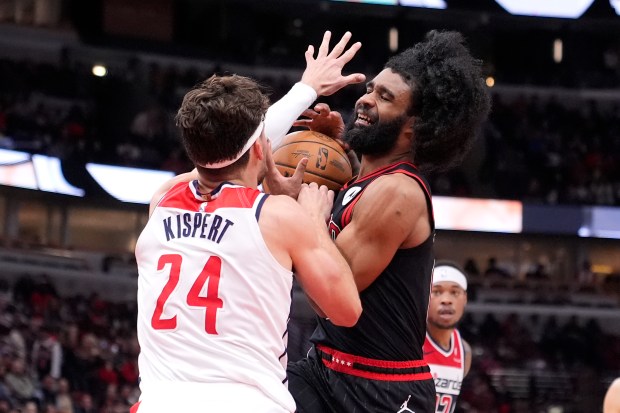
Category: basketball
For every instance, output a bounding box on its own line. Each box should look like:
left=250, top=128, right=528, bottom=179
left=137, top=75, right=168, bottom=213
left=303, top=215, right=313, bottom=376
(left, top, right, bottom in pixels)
left=270, top=130, right=353, bottom=192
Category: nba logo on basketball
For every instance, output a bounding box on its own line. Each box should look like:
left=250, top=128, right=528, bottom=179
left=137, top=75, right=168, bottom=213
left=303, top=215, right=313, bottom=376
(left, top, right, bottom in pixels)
left=316, top=147, right=329, bottom=170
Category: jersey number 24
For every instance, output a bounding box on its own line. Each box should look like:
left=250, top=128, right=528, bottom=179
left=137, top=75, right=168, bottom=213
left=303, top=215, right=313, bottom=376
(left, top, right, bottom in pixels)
left=151, top=253, right=223, bottom=334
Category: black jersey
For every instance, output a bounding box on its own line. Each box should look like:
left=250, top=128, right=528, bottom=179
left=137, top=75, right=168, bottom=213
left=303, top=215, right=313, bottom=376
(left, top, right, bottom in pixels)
left=314, top=161, right=435, bottom=361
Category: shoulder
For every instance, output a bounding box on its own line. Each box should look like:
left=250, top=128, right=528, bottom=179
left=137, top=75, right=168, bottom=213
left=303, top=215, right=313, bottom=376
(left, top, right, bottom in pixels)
left=260, top=195, right=306, bottom=227
left=360, top=173, right=427, bottom=211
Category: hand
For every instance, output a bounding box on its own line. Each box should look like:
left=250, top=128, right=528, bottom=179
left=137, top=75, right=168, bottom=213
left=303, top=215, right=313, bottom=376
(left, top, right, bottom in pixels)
left=301, top=31, right=366, bottom=97
left=293, top=103, right=345, bottom=140
left=297, top=182, right=335, bottom=224
left=293, top=104, right=360, bottom=176
left=262, top=139, right=308, bottom=199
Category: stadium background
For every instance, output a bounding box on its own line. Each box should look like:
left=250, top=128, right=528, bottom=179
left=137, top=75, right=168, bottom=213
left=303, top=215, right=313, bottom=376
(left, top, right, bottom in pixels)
left=0, top=0, right=619, bottom=412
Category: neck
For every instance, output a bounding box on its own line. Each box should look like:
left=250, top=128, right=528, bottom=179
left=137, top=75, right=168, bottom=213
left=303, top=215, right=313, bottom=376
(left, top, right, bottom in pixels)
left=195, top=170, right=257, bottom=195
left=427, top=324, right=453, bottom=350
left=358, top=150, right=411, bottom=177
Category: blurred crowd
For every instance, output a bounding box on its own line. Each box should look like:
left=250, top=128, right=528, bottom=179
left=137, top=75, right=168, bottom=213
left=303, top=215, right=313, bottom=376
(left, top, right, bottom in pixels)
left=0, top=276, right=140, bottom=413
left=1, top=272, right=619, bottom=413
left=1, top=55, right=619, bottom=206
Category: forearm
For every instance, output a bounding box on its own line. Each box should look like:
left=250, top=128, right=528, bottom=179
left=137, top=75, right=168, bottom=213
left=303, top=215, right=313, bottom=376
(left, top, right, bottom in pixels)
left=265, top=82, right=317, bottom=148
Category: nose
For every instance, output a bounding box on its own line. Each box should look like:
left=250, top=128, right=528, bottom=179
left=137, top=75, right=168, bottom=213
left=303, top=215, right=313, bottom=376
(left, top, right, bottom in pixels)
left=439, top=293, right=452, bottom=305
left=356, top=92, right=375, bottom=110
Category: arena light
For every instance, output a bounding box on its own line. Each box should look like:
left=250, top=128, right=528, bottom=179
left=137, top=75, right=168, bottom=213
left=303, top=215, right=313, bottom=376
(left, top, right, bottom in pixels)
left=553, top=38, right=563, bottom=63
left=86, top=163, right=174, bottom=204
left=433, top=196, right=523, bottom=233
left=399, top=0, right=446, bottom=9
left=92, top=64, right=108, bottom=77
left=0, top=149, right=84, bottom=196
left=494, top=0, right=595, bottom=18
left=389, top=27, right=398, bottom=52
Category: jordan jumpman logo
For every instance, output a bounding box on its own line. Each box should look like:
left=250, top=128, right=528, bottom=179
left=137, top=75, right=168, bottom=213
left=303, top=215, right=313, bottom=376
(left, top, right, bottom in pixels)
left=397, top=395, right=415, bottom=413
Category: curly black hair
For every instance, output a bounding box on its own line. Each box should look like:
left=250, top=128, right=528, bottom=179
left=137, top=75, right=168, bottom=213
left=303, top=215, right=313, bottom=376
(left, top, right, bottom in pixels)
left=385, top=30, right=491, bottom=173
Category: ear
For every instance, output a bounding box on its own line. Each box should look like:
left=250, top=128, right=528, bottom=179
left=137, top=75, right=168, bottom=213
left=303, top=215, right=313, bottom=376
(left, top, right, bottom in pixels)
left=253, top=133, right=266, bottom=161
left=402, top=115, right=415, bottom=143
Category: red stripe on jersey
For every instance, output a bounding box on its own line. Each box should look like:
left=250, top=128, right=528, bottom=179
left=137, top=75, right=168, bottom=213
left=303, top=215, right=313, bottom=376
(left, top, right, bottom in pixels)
left=423, top=330, right=464, bottom=369
left=317, top=344, right=428, bottom=369
left=321, top=357, right=433, bottom=381
left=130, top=401, right=141, bottom=413
left=157, top=182, right=260, bottom=212
left=339, top=162, right=433, bottom=227
left=341, top=190, right=364, bottom=226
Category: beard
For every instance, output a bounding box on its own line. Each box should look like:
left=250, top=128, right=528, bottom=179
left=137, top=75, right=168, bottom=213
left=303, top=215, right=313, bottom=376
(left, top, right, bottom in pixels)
left=343, top=114, right=408, bottom=156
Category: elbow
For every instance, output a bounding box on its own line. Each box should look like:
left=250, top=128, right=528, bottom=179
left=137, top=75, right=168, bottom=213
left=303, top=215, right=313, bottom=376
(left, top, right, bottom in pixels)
left=329, top=300, right=362, bottom=328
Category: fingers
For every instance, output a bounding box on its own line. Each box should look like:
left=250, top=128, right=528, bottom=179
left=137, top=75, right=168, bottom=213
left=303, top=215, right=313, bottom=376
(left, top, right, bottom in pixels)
left=342, top=73, right=366, bottom=85
left=328, top=31, right=352, bottom=59
left=292, top=157, right=309, bottom=178
left=317, top=31, right=332, bottom=58
left=313, top=103, right=332, bottom=114
left=327, top=189, right=335, bottom=205
left=304, top=45, right=315, bottom=64
left=337, top=41, right=362, bottom=65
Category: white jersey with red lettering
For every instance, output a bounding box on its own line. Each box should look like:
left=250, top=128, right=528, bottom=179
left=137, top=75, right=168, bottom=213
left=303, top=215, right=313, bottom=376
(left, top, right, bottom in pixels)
left=423, top=329, right=465, bottom=413
left=135, top=181, right=295, bottom=412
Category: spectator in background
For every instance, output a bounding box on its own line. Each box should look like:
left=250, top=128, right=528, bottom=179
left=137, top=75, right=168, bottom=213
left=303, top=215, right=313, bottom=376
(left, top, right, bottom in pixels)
left=4, top=359, right=36, bottom=405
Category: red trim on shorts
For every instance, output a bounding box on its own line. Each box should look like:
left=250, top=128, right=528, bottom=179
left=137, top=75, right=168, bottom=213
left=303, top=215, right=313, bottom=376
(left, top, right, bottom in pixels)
left=130, top=401, right=141, bottom=413
left=316, top=345, right=433, bottom=381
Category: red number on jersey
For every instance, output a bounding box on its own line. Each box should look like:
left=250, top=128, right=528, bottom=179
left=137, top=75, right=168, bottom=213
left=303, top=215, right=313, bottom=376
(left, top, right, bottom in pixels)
left=435, top=393, right=453, bottom=413
left=151, top=254, right=223, bottom=334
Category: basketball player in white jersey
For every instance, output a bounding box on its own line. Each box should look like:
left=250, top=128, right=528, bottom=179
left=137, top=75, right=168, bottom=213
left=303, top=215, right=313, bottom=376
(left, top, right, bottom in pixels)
left=133, top=74, right=362, bottom=413
left=423, top=261, right=472, bottom=413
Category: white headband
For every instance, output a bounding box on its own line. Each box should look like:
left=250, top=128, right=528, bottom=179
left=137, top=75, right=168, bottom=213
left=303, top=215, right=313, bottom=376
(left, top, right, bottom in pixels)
left=433, top=265, right=467, bottom=291
left=199, top=120, right=265, bottom=169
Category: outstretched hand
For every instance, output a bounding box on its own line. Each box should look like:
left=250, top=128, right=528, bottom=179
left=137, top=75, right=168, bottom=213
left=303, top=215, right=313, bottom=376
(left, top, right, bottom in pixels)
left=262, top=139, right=308, bottom=199
left=301, top=31, right=366, bottom=97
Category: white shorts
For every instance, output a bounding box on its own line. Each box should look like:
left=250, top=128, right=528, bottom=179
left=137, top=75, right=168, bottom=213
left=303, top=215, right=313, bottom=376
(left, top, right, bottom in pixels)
left=135, top=381, right=294, bottom=413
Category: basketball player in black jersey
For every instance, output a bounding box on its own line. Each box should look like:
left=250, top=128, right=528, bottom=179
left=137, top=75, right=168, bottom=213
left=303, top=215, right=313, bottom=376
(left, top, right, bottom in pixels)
left=286, top=30, right=491, bottom=413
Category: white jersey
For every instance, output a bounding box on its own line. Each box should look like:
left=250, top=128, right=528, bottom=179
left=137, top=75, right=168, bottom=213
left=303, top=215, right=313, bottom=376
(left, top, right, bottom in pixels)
left=135, top=181, right=295, bottom=412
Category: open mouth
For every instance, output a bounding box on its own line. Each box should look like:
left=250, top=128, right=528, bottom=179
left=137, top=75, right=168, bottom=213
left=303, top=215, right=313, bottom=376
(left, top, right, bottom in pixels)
left=355, top=112, right=374, bottom=126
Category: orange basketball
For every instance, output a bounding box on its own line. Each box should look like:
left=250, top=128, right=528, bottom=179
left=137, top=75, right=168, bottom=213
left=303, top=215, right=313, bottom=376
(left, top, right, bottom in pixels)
left=271, top=130, right=352, bottom=192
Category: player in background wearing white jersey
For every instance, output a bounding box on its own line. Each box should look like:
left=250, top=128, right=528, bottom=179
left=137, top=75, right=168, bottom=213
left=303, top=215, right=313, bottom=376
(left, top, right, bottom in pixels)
left=423, top=261, right=472, bottom=413
left=133, top=72, right=362, bottom=413
left=605, top=378, right=620, bottom=413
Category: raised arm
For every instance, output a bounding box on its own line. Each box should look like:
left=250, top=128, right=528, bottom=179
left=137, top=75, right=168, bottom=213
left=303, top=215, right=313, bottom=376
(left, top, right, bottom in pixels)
left=265, top=31, right=365, bottom=148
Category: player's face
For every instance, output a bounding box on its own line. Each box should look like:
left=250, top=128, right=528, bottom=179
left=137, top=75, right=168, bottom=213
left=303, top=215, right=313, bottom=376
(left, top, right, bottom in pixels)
left=343, top=69, right=413, bottom=156
left=427, top=281, right=467, bottom=330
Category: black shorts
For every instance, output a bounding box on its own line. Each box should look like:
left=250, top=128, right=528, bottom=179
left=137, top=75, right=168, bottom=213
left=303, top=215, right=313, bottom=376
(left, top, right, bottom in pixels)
left=287, top=345, right=436, bottom=413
